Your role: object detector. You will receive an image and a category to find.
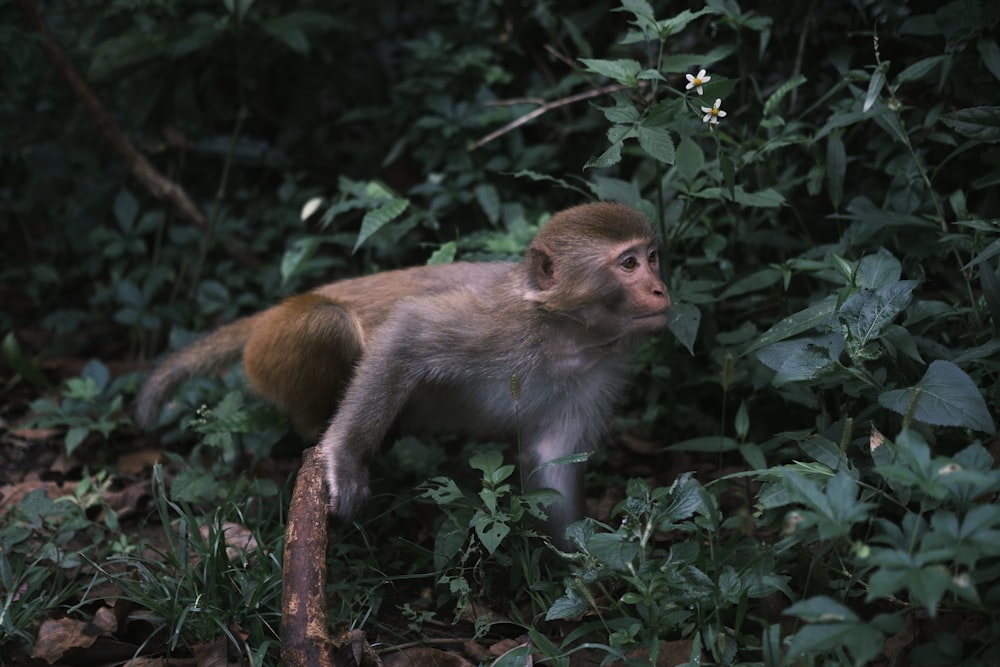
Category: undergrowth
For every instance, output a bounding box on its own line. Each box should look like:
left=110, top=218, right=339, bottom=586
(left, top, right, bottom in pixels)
left=2, top=0, right=1000, bottom=664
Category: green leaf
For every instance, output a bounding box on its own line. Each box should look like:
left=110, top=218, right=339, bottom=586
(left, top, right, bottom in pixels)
left=113, top=189, right=139, bottom=231
left=941, top=107, right=1000, bottom=143
left=879, top=360, right=996, bottom=434
left=280, top=236, right=321, bottom=286
left=65, top=426, right=90, bottom=456
left=894, top=55, right=948, bottom=85
left=545, top=587, right=589, bottom=621
left=578, top=58, right=642, bottom=84
left=762, top=73, right=807, bottom=117
left=584, top=141, right=623, bottom=169
left=785, top=595, right=858, bottom=623
left=746, top=295, right=837, bottom=354
left=666, top=302, right=700, bottom=355
left=474, top=183, right=500, bottom=224
left=785, top=620, right=883, bottom=666
left=863, top=62, right=889, bottom=113
left=856, top=249, right=902, bottom=289
left=258, top=15, right=310, bottom=54
left=839, top=280, right=918, bottom=350
left=675, top=136, right=705, bottom=184
left=585, top=532, right=640, bottom=571
left=977, top=39, right=1000, bottom=83
left=636, top=125, right=675, bottom=164
left=352, top=197, right=409, bottom=252
left=659, top=473, right=707, bottom=523
left=757, top=336, right=841, bottom=387
left=427, top=241, right=456, bottom=266
left=473, top=515, right=509, bottom=555
left=2, top=332, right=50, bottom=390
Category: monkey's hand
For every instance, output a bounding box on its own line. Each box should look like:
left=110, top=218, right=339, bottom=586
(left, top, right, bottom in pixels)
left=324, top=446, right=371, bottom=520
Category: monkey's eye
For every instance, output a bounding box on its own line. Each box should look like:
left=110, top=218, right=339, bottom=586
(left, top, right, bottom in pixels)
left=648, top=249, right=658, bottom=265
left=620, top=256, right=639, bottom=271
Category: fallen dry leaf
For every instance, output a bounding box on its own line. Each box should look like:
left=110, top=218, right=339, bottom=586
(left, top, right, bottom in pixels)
left=31, top=617, right=102, bottom=663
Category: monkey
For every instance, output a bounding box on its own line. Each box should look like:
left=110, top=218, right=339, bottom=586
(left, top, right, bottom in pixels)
left=136, top=202, right=671, bottom=546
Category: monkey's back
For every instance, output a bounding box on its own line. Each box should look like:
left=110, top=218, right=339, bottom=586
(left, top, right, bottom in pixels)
left=310, top=262, right=516, bottom=338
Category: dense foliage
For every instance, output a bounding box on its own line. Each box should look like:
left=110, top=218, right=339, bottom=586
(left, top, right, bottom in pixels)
left=2, top=0, right=1000, bottom=665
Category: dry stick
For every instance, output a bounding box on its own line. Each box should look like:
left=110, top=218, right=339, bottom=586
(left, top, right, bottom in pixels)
left=15, top=0, right=209, bottom=230
left=469, top=83, right=629, bottom=150
left=281, top=446, right=336, bottom=667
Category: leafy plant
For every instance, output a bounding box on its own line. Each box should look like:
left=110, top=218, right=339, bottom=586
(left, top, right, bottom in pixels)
left=23, top=360, right=133, bottom=456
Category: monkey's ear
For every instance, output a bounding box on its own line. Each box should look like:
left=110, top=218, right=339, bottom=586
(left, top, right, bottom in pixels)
left=527, top=244, right=556, bottom=290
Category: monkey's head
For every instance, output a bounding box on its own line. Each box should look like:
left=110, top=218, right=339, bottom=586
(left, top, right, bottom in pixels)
left=526, top=202, right=671, bottom=339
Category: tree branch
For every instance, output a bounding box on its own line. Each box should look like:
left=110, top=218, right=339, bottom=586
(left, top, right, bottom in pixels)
left=14, top=0, right=209, bottom=230
left=469, top=83, right=629, bottom=151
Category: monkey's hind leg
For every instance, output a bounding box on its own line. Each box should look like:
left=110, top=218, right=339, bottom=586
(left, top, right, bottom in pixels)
left=244, top=293, right=364, bottom=439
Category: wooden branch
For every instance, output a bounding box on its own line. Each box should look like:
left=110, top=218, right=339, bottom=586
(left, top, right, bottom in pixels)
left=469, top=83, right=629, bottom=150
left=281, top=446, right=336, bottom=667
left=14, top=0, right=208, bottom=230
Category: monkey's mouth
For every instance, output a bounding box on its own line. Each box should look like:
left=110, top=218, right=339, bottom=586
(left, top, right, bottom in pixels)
left=635, top=309, right=670, bottom=320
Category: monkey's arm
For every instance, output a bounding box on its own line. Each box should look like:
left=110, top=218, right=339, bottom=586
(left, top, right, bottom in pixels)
left=317, top=306, right=435, bottom=519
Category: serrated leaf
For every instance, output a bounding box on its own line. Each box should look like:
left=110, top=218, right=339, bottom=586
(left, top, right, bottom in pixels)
left=878, top=360, right=996, bottom=434
left=584, top=141, right=623, bottom=169
left=746, top=295, right=837, bottom=354
left=762, top=73, right=807, bottom=117
left=757, top=335, right=842, bottom=387
left=941, top=106, right=1000, bottom=143
left=839, top=280, right=918, bottom=349
left=579, top=58, right=642, bottom=84
left=545, top=588, right=589, bottom=621
left=636, top=125, right=675, bottom=164
left=352, top=197, right=409, bottom=252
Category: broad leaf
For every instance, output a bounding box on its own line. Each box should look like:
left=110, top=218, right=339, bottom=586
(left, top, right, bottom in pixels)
left=667, top=302, right=700, bottom=355
left=941, top=106, right=1000, bottom=143
left=746, top=295, right=837, bottom=354
left=879, top=360, right=996, bottom=434
left=839, top=280, right=918, bottom=351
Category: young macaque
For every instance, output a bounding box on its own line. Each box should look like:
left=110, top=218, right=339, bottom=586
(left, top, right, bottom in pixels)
left=136, top=202, right=670, bottom=545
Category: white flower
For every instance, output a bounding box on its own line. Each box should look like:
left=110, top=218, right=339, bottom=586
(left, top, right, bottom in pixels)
left=685, top=69, right=711, bottom=95
left=701, top=98, right=727, bottom=125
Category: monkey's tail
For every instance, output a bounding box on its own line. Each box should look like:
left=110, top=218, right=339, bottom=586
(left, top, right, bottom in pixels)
left=134, top=316, right=258, bottom=430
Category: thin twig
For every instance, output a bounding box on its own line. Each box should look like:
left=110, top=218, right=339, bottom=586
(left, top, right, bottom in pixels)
left=469, top=83, right=629, bottom=150
left=14, top=0, right=209, bottom=230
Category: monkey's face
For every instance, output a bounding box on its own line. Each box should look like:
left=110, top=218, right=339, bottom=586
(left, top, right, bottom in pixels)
left=546, top=237, right=670, bottom=341
left=608, top=239, right=671, bottom=334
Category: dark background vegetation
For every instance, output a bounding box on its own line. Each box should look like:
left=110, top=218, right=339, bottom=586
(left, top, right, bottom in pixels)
left=2, top=0, right=1000, bottom=665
